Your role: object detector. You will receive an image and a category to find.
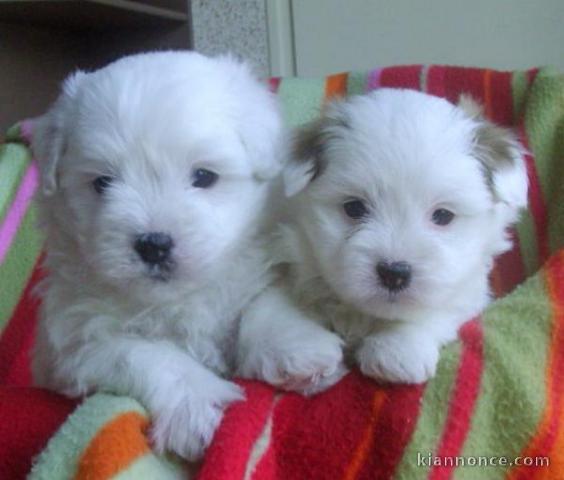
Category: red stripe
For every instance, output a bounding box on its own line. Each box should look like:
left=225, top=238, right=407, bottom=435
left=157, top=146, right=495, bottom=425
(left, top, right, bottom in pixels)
left=0, top=256, right=44, bottom=386
left=426, top=65, right=447, bottom=98
left=356, top=383, right=425, bottom=479
left=268, top=77, right=282, bottom=93
left=487, top=70, right=514, bottom=126
left=199, top=381, right=276, bottom=480
left=379, top=65, right=424, bottom=90
left=0, top=387, right=78, bottom=479
left=251, top=372, right=380, bottom=480
left=492, top=230, right=526, bottom=298
left=443, top=66, right=487, bottom=104
left=428, top=319, right=484, bottom=480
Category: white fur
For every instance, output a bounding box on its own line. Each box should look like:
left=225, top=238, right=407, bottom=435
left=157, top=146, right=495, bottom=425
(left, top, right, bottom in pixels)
left=32, top=51, right=283, bottom=460
left=238, top=89, right=528, bottom=390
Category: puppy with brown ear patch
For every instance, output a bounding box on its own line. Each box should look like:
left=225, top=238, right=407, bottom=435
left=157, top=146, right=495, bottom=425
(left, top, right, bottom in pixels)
left=237, top=89, right=527, bottom=391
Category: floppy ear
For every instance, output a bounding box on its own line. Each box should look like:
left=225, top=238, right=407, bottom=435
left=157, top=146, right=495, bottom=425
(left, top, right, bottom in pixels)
left=32, top=70, right=86, bottom=196
left=283, top=101, right=349, bottom=197
left=459, top=95, right=528, bottom=210
left=283, top=119, right=327, bottom=197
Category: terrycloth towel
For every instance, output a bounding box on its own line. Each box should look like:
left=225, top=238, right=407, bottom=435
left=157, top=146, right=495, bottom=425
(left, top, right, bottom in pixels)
left=0, top=65, right=563, bottom=480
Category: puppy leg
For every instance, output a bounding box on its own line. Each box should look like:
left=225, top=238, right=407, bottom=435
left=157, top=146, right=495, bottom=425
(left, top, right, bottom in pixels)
left=356, top=320, right=457, bottom=384
left=55, top=337, right=243, bottom=460
left=238, top=286, right=347, bottom=395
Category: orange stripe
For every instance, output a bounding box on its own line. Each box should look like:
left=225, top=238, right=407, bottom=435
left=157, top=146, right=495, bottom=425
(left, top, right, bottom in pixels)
left=325, top=73, right=348, bottom=101
left=538, top=404, right=564, bottom=479
left=74, top=412, right=150, bottom=480
left=342, top=389, right=387, bottom=480
left=508, top=250, right=564, bottom=479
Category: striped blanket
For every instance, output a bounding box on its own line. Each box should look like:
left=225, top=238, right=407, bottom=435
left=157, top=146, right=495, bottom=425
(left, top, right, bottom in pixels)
left=0, top=65, right=563, bottom=480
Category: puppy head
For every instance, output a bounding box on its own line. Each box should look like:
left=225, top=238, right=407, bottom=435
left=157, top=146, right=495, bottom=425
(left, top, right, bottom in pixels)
left=284, top=89, right=527, bottom=319
left=33, top=52, right=282, bottom=302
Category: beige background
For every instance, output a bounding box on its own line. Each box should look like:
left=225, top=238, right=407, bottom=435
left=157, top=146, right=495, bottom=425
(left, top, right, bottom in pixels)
left=285, top=0, right=564, bottom=76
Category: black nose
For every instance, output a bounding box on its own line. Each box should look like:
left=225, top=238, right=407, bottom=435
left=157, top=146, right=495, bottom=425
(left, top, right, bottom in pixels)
left=134, top=232, right=173, bottom=265
left=377, top=261, right=412, bottom=292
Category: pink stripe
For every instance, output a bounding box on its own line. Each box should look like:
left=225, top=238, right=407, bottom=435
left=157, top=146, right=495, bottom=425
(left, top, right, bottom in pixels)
left=0, top=162, right=39, bottom=264
left=366, top=68, right=383, bottom=91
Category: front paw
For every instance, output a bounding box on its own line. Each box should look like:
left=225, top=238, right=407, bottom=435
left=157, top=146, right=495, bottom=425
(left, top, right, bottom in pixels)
left=357, top=330, right=439, bottom=384
left=150, top=379, right=244, bottom=460
left=239, top=330, right=347, bottom=396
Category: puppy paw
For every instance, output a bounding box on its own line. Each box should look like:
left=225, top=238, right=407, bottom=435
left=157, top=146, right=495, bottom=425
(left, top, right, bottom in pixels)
left=150, top=378, right=244, bottom=460
left=356, top=330, right=439, bottom=384
left=240, top=330, right=347, bottom=396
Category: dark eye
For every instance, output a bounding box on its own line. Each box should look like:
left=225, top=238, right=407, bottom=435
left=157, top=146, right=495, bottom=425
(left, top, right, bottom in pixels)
left=192, top=169, right=219, bottom=188
left=343, top=199, right=368, bottom=219
left=92, top=176, right=114, bottom=194
left=432, top=208, right=455, bottom=226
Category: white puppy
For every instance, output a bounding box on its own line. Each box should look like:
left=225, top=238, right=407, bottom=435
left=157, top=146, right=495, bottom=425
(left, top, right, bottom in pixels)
left=238, top=89, right=527, bottom=391
left=32, top=51, right=282, bottom=460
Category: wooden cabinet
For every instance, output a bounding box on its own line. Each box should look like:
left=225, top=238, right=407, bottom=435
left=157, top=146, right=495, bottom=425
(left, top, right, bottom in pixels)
left=0, top=0, right=192, bottom=133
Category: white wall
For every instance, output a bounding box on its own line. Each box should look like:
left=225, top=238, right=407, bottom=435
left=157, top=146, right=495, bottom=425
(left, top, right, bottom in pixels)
left=289, top=0, right=564, bottom=76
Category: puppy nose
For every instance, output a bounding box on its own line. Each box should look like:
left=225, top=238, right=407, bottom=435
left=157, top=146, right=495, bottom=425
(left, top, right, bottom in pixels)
left=134, top=232, right=173, bottom=265
left=377, top=261, right=412, bottom=292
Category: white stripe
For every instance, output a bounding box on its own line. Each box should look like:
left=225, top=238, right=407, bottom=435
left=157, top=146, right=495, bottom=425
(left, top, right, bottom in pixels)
left=243, top=393, right=283, bottom=480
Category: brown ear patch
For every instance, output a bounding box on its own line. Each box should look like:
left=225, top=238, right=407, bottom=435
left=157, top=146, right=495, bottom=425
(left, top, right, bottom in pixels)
left=291, top=101, right=351, bottom=183
left=458, top=94, right=523, bottom=198
left=473, top=121, right=522, bottom=195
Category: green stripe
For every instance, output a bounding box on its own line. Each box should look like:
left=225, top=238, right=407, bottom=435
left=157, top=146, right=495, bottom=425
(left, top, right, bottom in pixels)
left=395, top=342, right=462, bottom=479
left=112, top=453, right=186, bottom=480
left=516, top=213, right=540, bottom=277
left=0, top=205, right=42, bottom=331
left=510, top=71, right=539, bottom=275
left=277, top=77, right=326, bottom=128
left=526, top=72, right=564, bottom=256
left=0, top=143, right=31, bottom=222
left=511, top=71, right=529, bottom=123
left=346, top=71, right=370, bottom=96
left=455, top=272, right=552, bottom=479
left=29, top=394, right=148, bottom=480
left=522, top=73, right=564, bottom=255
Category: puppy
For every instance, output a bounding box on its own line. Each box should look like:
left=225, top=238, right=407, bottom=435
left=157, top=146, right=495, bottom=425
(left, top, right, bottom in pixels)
left=237, top=89, right=527, bottom=391
left=32, top=51, right=282, bottom=460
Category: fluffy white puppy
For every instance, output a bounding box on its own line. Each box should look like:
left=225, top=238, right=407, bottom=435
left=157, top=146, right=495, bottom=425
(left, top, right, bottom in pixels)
left=238, top=89, right=527, bottom=391
left=32, top=51, right=282, bottom=460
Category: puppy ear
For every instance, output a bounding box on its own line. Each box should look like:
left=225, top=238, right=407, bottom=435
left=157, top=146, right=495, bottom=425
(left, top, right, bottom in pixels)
left=459, top=95, right=528, bottom=210
left=33, top=70, right=86, bottom=195
left=283, top=119, right=326, bottom=196
left=283, top=101, right=349, bottom=197
left=474, top=123, right=528, bottom=209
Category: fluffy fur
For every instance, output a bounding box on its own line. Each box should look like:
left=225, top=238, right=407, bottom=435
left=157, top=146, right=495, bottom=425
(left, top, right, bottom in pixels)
left=238, top=89, right=528, bottom=392
left=32, top=51, right=283, bottom=460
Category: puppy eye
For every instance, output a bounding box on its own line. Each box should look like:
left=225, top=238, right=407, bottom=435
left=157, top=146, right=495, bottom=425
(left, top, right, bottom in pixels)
left=192, top=168, right=219, bottom=188
left=343, top=199, right=368, bottom=219
left=92, top=176, right=114, bottom=194
left=432, top=208, right=455, bottom=226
